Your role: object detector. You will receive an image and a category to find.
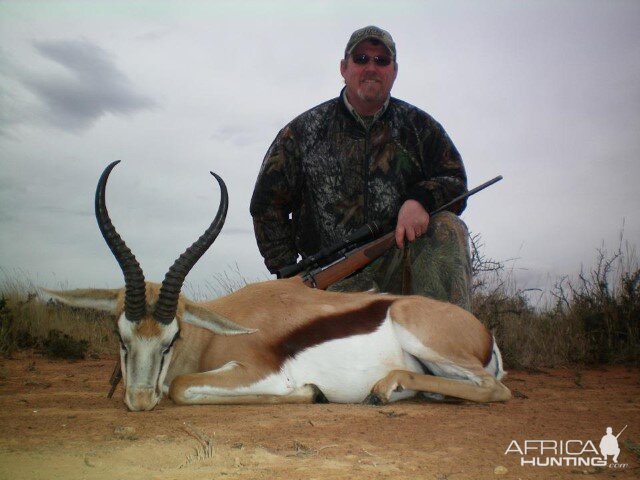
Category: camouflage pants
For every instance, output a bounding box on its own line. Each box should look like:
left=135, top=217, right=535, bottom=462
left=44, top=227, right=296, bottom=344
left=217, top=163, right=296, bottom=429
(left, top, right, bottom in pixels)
left=328, top=212, right=472, bottom=311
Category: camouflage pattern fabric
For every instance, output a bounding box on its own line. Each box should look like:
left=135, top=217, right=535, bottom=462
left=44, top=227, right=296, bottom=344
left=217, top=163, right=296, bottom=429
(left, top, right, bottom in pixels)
left=327, top=211, right=472, bottom=311
left=250, top=89, right=468, bottom=277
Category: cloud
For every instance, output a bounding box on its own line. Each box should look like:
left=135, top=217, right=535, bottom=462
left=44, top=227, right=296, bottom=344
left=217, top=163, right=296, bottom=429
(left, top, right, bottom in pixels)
left=21, top=38, right=156, bottom=131
left=210, top=124, right=262, bottom=147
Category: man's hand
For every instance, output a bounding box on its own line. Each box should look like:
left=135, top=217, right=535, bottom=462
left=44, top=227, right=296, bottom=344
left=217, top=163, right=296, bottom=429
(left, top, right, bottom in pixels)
left=395, top=199, right=430, bottom=249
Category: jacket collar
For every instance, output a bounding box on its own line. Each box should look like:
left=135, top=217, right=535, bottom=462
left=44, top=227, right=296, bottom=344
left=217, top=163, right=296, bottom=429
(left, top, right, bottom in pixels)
left=340, top=88, right=390, bottom=129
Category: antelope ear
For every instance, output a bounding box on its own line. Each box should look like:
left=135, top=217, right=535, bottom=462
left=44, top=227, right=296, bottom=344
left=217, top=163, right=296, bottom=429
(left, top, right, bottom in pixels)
left=39, top=288, right=122, bottom=313
left=182, top=301, right=257, bottom=335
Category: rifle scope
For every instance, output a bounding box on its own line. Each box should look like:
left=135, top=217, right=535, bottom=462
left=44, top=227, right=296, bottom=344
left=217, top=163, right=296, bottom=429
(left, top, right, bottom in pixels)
left=277, top=222, right=382, bottom=278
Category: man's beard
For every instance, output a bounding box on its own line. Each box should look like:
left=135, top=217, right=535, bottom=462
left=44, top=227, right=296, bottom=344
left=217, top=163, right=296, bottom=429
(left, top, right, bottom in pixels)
left=356, top=80, right=384, bottom=104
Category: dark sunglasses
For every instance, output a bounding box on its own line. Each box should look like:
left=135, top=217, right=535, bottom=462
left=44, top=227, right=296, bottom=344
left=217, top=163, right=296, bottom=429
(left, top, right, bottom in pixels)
left=351, top=53, right=393, bottom=67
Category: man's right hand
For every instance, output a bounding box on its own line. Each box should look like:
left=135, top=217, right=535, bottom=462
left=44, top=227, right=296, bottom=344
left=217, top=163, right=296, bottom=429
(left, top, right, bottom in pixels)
left=394, top=199, right=430, bottom=249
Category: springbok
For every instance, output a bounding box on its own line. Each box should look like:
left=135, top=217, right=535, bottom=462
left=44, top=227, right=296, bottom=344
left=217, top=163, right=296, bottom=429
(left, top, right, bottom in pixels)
left=44, top=161, right=510, bottom=411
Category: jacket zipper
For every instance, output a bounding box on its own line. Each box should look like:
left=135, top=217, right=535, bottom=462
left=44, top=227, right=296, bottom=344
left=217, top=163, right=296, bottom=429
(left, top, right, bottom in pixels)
left=363, top=126, right=371, bottom=224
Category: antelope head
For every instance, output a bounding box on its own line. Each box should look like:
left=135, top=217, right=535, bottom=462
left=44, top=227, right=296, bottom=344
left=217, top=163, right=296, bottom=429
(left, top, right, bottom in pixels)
left=45, top=161, right=253, bottom=411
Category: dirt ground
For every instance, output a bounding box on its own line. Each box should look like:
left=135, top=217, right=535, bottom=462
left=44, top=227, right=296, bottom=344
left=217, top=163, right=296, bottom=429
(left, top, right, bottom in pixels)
left=0, top=353, right=638, bottom=480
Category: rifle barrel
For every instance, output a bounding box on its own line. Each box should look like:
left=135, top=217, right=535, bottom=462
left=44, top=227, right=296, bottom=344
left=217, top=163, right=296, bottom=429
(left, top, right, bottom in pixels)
left=431, top=175, right=503, bottom=215
left=615, top=425, right=628, bottom=439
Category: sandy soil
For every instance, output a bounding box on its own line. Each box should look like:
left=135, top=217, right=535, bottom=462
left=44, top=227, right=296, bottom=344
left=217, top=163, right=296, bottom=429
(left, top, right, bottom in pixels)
left=0, top=353, right=638, bottom=480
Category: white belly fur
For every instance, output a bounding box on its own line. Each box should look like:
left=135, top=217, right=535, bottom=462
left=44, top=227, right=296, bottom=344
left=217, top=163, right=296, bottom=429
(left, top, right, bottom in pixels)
left=183, top=315, right=423, bottom=403
left=284, top=315, right=422, bottom=403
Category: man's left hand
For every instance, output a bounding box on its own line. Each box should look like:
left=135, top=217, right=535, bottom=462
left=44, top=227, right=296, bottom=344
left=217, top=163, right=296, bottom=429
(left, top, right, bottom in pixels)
left=394, top=199, right=429, bottom=249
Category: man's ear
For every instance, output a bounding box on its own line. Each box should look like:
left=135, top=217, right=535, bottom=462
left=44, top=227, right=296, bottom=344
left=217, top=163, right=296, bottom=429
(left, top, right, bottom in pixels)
left=39, top=288, right=122, bottom=313
left=340, top=58, right=348, bottom=79
left=181, top=300, right=257, bottom=336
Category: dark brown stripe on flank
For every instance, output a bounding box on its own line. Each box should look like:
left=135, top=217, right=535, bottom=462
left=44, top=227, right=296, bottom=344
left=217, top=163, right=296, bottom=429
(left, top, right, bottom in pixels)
left=273, top=299, right=394, bottom=363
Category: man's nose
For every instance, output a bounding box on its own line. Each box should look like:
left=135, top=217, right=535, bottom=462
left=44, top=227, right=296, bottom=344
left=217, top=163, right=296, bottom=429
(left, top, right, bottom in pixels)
left=363, top=60, right=377, bottom=71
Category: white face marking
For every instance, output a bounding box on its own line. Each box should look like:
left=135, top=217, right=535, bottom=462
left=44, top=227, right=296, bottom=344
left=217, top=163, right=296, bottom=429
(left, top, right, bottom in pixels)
left=117, top=313, right=179, bottom=411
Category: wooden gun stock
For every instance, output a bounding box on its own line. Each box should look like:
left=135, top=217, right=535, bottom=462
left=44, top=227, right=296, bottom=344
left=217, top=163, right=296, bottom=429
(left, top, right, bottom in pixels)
left=301, top=232, right=396, bottom=289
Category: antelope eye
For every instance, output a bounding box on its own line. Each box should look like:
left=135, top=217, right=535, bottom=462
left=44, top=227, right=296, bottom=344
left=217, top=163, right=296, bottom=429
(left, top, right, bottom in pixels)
left=161, top=332, right=180, bottom=355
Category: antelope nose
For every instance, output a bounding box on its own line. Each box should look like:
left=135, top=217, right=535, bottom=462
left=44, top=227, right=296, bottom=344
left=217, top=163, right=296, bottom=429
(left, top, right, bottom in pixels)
left=125, top=387, right=158, bottom=412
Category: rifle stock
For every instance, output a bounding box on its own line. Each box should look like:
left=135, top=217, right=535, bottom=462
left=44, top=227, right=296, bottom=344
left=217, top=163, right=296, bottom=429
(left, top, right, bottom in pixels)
left=302, top=232, right=396, bottom=289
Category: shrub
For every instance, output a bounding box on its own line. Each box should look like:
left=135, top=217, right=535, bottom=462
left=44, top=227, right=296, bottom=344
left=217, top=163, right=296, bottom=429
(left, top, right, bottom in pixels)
left=550, top=244, right=640, bottom=364
left=0, top=297, right=16, bottom=355
left=471, top=234, right=639, bottom=367
left=43, top=329, right=89, bottom=360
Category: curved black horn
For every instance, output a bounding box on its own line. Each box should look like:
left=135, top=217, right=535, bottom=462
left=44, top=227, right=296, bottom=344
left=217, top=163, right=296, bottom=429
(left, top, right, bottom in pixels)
left=95, top=161, right=146, bottom=321
left=153, top=171, right=228, bottom=324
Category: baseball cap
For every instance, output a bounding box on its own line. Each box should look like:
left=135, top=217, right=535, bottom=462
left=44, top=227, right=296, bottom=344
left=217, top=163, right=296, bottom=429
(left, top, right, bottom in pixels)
left=345, top=26, right=396, bottom=58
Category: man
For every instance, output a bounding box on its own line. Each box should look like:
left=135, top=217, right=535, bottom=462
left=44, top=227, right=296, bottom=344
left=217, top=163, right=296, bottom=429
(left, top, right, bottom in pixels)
left=599, top=427, right=621, bottom=464
left=250, top=26, right=472, bottom=310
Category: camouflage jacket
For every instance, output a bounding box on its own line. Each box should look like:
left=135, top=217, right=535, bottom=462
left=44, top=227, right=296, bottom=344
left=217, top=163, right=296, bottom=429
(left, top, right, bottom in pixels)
left=250, top=91, right=467, bottom=274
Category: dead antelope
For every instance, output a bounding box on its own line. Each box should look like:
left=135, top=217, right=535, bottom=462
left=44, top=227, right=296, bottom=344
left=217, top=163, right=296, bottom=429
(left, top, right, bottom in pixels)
left=44, top=161, right=510, bottom=411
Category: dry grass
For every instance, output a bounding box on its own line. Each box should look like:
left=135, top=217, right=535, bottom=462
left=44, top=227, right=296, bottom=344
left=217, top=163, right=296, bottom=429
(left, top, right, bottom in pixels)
left=0, top=269, right=117, bottom=358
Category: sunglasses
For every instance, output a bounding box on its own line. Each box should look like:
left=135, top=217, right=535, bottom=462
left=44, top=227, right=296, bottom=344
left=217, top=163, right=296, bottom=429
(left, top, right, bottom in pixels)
left=351, top=53, right=393, bottom=67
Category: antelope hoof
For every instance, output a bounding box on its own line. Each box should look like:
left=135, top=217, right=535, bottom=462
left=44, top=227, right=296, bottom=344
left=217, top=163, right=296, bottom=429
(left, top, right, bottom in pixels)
left=363, top=393, right=386, bottom=406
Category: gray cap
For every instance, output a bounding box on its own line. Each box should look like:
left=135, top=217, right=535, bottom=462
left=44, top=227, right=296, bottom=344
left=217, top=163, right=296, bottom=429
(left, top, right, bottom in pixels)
left=345, top=26, right=396, bottom=58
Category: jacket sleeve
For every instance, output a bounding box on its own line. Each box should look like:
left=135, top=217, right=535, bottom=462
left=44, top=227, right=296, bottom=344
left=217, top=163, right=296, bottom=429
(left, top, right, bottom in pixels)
left=250, top=126, right=300, bottom=274
left=405, top=120, right=468, bottom=215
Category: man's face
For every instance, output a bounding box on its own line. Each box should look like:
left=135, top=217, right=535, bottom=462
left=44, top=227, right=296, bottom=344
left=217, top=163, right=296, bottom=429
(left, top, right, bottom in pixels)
left=340, top=40, right=397, bottom=115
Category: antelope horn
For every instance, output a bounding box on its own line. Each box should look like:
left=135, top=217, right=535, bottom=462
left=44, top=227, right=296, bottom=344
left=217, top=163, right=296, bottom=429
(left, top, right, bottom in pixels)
left=95, top=161, right=146, bottom=322
left=153, top=171, right=228, bottom=324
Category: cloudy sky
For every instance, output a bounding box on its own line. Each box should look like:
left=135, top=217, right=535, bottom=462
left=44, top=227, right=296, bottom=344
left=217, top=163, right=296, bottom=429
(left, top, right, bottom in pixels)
left=1, top=0, right=638, bottom=301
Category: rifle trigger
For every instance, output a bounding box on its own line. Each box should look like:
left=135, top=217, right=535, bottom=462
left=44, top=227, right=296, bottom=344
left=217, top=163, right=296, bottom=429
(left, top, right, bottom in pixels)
left=303, top=272, right=318, bottom=288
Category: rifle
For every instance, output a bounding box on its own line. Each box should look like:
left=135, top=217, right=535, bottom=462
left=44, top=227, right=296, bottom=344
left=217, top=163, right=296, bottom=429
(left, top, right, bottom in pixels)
left=278, top=176, right=503, bottom=289
left=615, top=425, right=628, bottom=439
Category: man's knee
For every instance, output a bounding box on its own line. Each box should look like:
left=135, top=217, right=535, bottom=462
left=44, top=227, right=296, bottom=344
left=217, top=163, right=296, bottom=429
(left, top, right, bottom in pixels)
left=428, top=211, right=469, bottom=243
left=412, top=211, right=472, bottom=310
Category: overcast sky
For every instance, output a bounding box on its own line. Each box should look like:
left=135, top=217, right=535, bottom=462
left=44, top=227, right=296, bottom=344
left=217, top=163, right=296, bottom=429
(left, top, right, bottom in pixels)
left=1, top=0, right=639, bottom=301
